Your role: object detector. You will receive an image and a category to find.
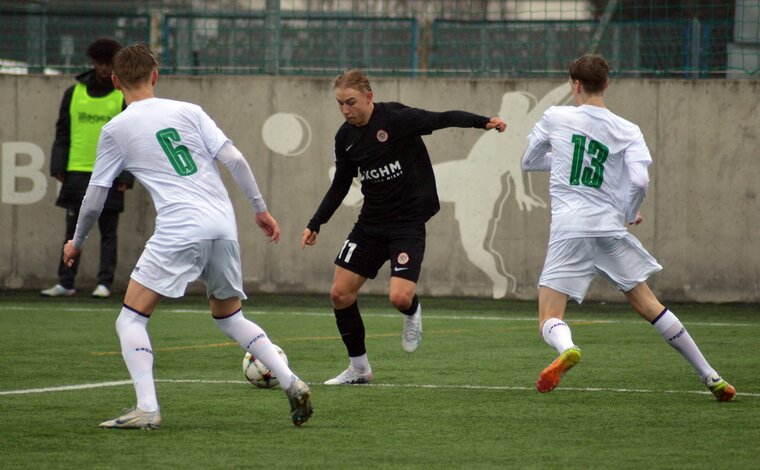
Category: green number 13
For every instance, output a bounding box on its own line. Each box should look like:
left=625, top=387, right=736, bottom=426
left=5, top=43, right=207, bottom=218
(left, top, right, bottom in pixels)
left=156, top=127, right=197, bottom=176
left=570, top=134, right=608, bottom=188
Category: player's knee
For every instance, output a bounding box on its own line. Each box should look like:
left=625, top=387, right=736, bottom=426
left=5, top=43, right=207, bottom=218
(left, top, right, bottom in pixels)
left=330, top=285, right=355, bottom=309
left=389, top=291, right=413, bottom=311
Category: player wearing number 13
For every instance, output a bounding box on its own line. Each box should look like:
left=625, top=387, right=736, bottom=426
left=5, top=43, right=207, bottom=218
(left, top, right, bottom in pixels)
left=62, top=43, right=312, bottom=428
left=521, top=53, right=735, bottom=401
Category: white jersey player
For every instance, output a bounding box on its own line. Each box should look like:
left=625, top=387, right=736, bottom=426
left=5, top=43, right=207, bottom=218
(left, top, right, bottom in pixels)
left=93, top=98, right=243, bottom=249
left=527, top=104, right=652, bottom=238
left=62, top=43, right=313, bottom=428
left=521, top=53, right=735, bottom=401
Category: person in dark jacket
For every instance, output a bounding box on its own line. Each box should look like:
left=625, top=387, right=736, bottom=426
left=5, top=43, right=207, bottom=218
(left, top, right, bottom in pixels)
left=41, top=37, right=134, bottom=299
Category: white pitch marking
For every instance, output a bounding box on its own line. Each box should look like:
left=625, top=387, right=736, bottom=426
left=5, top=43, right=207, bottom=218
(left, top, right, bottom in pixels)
left=362, top=382, right=760, bottom=398
left=3, top=305, right=756, bottom=328
left=2, top=379, right=758, bottom=398
left=0, top=380, right=131, bottom=395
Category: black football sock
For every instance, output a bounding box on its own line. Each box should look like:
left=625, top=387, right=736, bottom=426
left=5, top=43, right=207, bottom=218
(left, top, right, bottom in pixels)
left=399, top=294, right=419, bottom=316
left=335, top=300, right=366, bottom=357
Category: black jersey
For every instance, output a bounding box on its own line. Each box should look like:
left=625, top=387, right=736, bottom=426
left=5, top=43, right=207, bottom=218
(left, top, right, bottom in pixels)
left=307, top=102, right=490, bottom=231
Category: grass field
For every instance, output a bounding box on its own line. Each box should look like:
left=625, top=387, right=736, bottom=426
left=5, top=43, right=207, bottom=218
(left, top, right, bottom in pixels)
left=1, top=292, right=758, bottom=469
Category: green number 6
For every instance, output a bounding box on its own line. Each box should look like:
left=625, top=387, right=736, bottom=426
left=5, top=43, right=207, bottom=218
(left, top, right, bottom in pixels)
left=156, top=127, right=197, bottom=176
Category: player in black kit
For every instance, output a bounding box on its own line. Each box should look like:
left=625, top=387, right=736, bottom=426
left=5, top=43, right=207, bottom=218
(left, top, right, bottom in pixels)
left=301, top=69, right=507, bottom=385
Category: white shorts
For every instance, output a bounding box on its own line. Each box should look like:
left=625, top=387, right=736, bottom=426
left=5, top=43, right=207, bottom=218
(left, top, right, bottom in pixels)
left=538, top=234, right=662, bottom=304
left=131, top=238, right=247, bottom=300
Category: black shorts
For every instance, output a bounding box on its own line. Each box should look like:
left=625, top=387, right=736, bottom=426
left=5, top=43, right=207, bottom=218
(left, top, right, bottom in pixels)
left=334, top=223, right=426, bottom=282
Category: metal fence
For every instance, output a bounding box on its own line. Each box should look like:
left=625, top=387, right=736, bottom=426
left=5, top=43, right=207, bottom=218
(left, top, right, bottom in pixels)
left=430, top=18, right=737, bottom=78
left=162, top=13, right=418, bottom=75
left=1, top=0, right=757, bottom=78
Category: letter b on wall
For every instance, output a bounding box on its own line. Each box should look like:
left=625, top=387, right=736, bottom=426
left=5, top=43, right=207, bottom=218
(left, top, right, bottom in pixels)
left=2, top=142, right=48, bottom=204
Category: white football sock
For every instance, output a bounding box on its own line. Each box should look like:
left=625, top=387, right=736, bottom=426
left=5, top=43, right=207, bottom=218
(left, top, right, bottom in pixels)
left=349, top=353, right=371, bottom=373
left=214, top=310, right=294, bottom=390
left=651, top=309, right=715, bottom=379
left=541, top=317, right=576, bottom=354
left=116, top=306, right=158, bottom=413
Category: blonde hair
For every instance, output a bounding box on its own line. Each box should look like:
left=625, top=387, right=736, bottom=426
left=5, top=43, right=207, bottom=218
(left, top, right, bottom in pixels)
left=334, top=68, right=372, bottom=94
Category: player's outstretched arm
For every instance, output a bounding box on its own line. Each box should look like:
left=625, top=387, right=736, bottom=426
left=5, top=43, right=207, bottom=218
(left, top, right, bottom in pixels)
left=485, top=116, right=507, bottom=132
left=301, top=228, right=318, bottom=249
left=301, top=158, right=355, bottom=250
left=255, top=211, right=280, bottom=243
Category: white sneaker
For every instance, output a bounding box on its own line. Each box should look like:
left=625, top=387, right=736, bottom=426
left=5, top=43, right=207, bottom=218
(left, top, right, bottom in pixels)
left=324, top=365, right=373, bottom=385
left=91, top=284, right=111, bottom=298
left=284, top=377, right=313, bottom=426
left=401, top=304, right=422, bottom=353
left=40, top=284, right=76, bottom=297
left=99, top=407, right=161, bottom=429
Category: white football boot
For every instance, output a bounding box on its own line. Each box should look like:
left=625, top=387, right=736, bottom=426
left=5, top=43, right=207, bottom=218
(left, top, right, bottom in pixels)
left=284, top=377, right=313, bottom=426
left=324, top=365, right=373, bottom=385
left=99, top=407, right=161, bottom=430
left=401, top=304, right=422, bottom=353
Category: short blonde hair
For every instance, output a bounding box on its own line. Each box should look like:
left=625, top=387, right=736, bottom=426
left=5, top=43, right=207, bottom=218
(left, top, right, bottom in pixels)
left=334, top=68, right=372, bottom=94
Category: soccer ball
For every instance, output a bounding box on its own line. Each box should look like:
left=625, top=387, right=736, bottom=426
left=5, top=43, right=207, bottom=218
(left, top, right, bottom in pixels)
left=242, top=344, right=288, bottom=389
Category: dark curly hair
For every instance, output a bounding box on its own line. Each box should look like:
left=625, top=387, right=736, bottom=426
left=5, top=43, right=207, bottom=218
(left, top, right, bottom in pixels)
left=86, top=38, right=122, bottom=64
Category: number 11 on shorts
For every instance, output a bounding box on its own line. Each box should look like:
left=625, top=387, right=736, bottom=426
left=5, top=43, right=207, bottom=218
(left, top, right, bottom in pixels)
left=339, top=240, right=358, bottom=262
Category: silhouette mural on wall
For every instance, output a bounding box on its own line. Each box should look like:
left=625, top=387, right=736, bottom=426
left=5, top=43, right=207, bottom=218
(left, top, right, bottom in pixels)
left=261, top=84, right=571, bottom=298
left=435, top=83, right=571, bottom=298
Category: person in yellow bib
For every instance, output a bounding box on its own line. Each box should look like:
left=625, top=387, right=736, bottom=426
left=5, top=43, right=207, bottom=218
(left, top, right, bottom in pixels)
left=42, top=38, right=134, bottom=299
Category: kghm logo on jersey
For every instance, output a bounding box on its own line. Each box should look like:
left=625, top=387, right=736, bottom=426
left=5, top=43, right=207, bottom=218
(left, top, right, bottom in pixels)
left=360, top=160, right=402, bottom=183
left=376, top=129, right=388, bottom=142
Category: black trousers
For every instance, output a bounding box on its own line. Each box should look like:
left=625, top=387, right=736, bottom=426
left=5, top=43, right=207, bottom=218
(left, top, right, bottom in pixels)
left=57, top=208, right=119, bottom=289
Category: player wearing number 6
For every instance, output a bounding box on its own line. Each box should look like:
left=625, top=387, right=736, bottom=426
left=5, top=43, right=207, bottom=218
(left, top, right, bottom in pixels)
left=62, top=43, right=313, bottom=428
left=521, top=53, right=735, bottom=401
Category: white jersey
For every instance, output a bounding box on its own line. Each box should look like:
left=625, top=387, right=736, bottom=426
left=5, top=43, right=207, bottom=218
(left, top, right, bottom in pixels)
left=91, top=97, right=237, bottom=242
left=527, top=104, right=652, bottom=239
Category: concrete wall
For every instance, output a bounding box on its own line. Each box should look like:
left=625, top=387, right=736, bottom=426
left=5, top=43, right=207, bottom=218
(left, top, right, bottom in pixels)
left=1, top=74, right=758, bottom=302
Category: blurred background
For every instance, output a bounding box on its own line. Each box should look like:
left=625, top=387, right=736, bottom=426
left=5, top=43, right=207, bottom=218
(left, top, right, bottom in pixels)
left=1, top=0, right=757, bottom=79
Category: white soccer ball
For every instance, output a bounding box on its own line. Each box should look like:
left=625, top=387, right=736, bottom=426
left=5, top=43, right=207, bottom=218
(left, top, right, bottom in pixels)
left=242, top=344, right=288, bottom=389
